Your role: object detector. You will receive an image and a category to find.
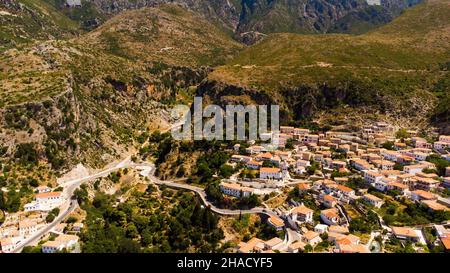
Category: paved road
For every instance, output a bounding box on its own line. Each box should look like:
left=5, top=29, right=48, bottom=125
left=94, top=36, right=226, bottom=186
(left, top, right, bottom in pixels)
left=11, top=157, right=133, bottom=253
left=12, top=200, right=78, bottom=253
left=149, top=174, right=277, bottom=217
left=11, top=157, right=276, bottom=253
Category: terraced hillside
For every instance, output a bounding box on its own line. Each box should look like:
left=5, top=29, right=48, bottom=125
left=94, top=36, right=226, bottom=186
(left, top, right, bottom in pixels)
left=0, top=0, right=80, bottom=49
left=0, top=4, right=243, bottom=175
left=80, top=4, right=243, bottom=67
left=206, top=0, right=450, bottom=132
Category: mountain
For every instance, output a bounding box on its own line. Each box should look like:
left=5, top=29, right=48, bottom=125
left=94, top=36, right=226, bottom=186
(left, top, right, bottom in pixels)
left=0, top=0, right=80, bottom=49
left=79, top=4, right=243, bottom=67
left=205, top=0, right=450, bottom=132
left=39, top=0, right=422, bottom=40
left=0, top=4, right=243, bottom=173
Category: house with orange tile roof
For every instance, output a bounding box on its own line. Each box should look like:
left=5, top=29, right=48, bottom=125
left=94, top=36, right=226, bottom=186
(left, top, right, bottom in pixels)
left=411, top=190, right=437, bottom=201
left=220, top=182, right=252, bottom=198
left=421, top=200, right=449, bottom=212
left=387, top=181, right=408, bottom=194
left=19, top=220, right=38, bottom=237
left=259, top=167, right=283, bottom=180
left=329, top=225, right=349, bottom=234
left=440, top=237, right=450, bottom=252
left=302, top=230, right=322, bottom=246
left=287, top=241, right=306, bottom=253
left=414, top=177, right=440, bottom=191
left=0, top=238, right=14, bottom=253
left=362, top=194, right=384, bottom=208
left=246, top=160, right=263, bottom=170
left=322, top=195, right=337, bottom=208
left=364, top=170, right=383, bottom=184
left=320, top=208, right=340, bottom=226
left=264, top=237, right=284, bottom=251
left=268, top=215, right=285, bottom=231
left=391, top=226, right=420, bottom=242
left=336, top=243, right=370, bottom=253
left=290, top=205, right=314, bottom=223
left=237, top=238, right=265, bottom=253
left=25, top=191, right=64, bottom=212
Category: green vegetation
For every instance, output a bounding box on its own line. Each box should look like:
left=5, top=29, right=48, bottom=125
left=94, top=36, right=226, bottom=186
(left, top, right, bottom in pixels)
left=80, top=189, right=226, bottom=253
left=0, top=0, right=80, bottom=50
left=45, top=207, right=60, bottom=223
left=426, top=154, right=450, bottom=177
left=210, top=0, right=450, bottom=128
left=379, top=199, right=450, bottom=226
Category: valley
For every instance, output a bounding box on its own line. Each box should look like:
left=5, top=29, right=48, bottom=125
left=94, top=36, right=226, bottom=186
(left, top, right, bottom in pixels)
left=0, top=0, right=449, bottom=254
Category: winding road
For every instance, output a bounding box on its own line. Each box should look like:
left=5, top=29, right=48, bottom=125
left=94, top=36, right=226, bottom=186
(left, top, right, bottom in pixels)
left=148, top=173, right=277, bottom=217
left=10, top=157, right=277, bottom=253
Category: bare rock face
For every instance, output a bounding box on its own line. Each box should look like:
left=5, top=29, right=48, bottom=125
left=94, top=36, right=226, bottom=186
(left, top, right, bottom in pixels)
left=84, top=0, right=422, bottom=35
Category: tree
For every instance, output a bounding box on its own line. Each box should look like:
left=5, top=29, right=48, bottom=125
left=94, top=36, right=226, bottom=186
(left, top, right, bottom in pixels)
left=46, top=213, right=56, bottom=223
left=382, top=141, right=395, bottom=150
left=395, top=129, right=410, bottom=140
left=304, top=244, right=313, bottom=253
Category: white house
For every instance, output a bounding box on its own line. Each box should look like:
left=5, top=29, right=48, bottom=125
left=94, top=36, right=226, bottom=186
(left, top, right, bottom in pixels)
left=290, top=205, right=314, bottom=223
left=42, top=241, right=66, bottom=253
left=259, top=167, right=283, bottom=180
left=320, top=208, right=340, bottom=226
left=362, top=194, right=384, bottom=208
left=0, top=238, right=15, bottom=253
left=364, top=170, right=383, bottom=184
left=302, top=231, right=322, bottom=246
left=36, top=186, right=51, bottom=193
left=314, top=224, right=329, bottom=234
left=220, top=183, right=252, bottom=198
left=19, top=220, right=38, bottom=237
left=33, top=191, right=64, bottom=211
left=268, top=216, right=284, bottom=231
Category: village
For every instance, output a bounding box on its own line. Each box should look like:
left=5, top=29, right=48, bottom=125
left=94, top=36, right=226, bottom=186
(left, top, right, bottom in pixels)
left=219, top=123, right=450, bottom=253
left=1, top=121, right=450, bottom=254
left=0, top=184, right=83, bottom=253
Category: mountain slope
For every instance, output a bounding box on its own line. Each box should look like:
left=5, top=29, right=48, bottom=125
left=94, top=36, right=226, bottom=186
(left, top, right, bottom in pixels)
left=0, top=4, right=243, bottom=175
left=79, top=4, right=244, bottom=67
left=205, top=0, right=450, bottom=132
left=42, top=0, right=422, bottom=39
left=0, top=0, right=80, bottom=49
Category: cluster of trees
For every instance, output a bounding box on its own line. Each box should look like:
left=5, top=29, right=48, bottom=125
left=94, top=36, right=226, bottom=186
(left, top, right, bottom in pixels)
left=45, top=208, right=60, bottom=223
left=381, top=199, right=450, bottom=226
left=80, top=189, right=226, bottom=253
left=426, top=154, right=450, bottom=177
left=349, top=210, right=379, bottom=233
left=14, top=143, right=39, bottom=166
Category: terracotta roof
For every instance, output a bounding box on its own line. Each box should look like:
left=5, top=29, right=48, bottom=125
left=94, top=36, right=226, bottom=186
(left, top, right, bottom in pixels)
left=329, top=225, right=349, bottom=234
left=268, top=216, right=284, bottom=227
left=421, top=200, right=448, bottom=211
left=441, top=237, right=450, bottom=250
left=297, top=183, right=310, bottom=190
left=292, top=205, right=313, bottom=215
left=260, top=167, right=280, bottom=173
left=321, top=208, right=339, bottom=219
left=324, top=195, right=336, bottom=202
left=265, top=237, right=283, bottom=247
left=35, top=191, right=62, bottom=199
left=363, top=194, right=383, bottom=202
left=336, top=185, right=353, bottom=193
left=303, top=230, right=319, bottom=241
left=289, top=241, right=306, bottom=250
left=238, top=238, right=264, bottom=253
left=391, top=226, right=419, bottom=238
left=339, top=244, right=370, bottom=253
left=412, top=190, right=436, bottom=200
